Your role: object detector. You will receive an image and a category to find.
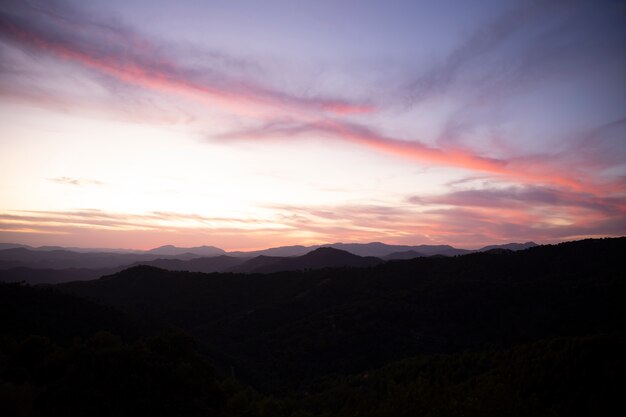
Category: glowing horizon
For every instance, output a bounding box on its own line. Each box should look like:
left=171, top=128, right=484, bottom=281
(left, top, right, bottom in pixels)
left=1, top=0, right=625, bottom=251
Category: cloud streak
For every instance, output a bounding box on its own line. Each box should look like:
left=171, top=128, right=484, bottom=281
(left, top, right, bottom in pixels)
left=403, top=0, right=581, bottom=106
left=1, top=0, right=621, bottom=199
left=2, top=183, right=625, bottom=251
left=409, top=185, right=626, bottom=215
left=219, top=118, right=610, bottom=193
left=0, top=0, right=622, bottom=250
left=267, top=186, right=626, bottom=247
left=0, top=1, right=372, bottom=117
left=50, top=177, right=104, bottom=187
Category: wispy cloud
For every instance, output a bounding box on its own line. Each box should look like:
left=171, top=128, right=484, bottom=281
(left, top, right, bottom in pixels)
left=0, top=1, right=372, bottom=117
left=218, top=117, right=611, bottom=193
left=402, top=0, right=582, bottom=106
left=0, top=208, right=291, bottom=249
left=266, top=188, right=626, bottom=247
left=2, top=187, right=625, bottom=250
left=408, top=185, right=626, bottom=215
left=404, top=184, right=626, bottom=244
left=0, top=0, right=623, bottom=250
left=397, top=0, right=625, bottom=167
left=1, top=0, right=621, bottom=199
left=50, top=177, right=104, bottom=187
left=0, top=209, right=274, bottom=230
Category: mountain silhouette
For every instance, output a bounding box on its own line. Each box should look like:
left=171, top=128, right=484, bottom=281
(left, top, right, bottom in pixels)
left=58, top=237, right=626, bottom=395
left=0, top=240, right=555, bottom=284
left=0, top=266, right=122, bottom=284
left=229, top=247, right=382, bottom=273
left=133, top=255, right=248, bottom=273
left=0, top=240, right=539, bottom=264
left=382, top=250, right=424, bottom=260
left=146, top=244, right=225, bottom=256
left=0, top=248, right=200, bottom=270
left=228, top=255, right=284, bottom=273
left=228, top=245, right=312, bottom=258
left=478, top=241, right=538, bottom=251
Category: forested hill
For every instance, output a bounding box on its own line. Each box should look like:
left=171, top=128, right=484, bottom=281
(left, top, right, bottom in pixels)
left=0, top=283, right=283, bottom=416
left=58, top=238, right=625, bottom=391
left=3, top=237, right=624, bottom=416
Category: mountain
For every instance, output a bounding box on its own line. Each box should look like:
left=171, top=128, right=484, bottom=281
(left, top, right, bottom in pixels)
left=0, top=281, right=159, bottom=343
left=478, top=241, right=538, bottom=251
left=228, top=245, right=311, bottom=258
left=146, top=244, right=225, bottom=256
left=228, top=255, right=284, bottom=273
left=328, top=242, right=471, bottom=257
left=34, top=245, right=144, bottom=253
left=0, top=282, right=273, bottom=417
left=0, top=243, right=33, bottom=251
left=229, top=247, right=383, bottom=273
left=410, top=244, right=470, bottom=256
left=132, top=255, right=248, bottom=273
left=4, top=276, right=622, bottom=417
left=0, top=247, right=201, bottom=270
left=0, top=242, right=143, bottom=253
left=325, top=242, right=413, bottom=257
left=0, top=266, right=122, bottom=284
left=227, top=242, right=470, bottom=258
left=268, top=247, right=382, bottom=272
left=0, top=240, right=539, bottom=262
left=382, top=250, right=424, bottom=260
left=59, top=237, right=626, bottom=393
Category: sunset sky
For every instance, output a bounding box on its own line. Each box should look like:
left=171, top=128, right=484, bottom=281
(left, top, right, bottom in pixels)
left=0, top=0, right=624, bottom=250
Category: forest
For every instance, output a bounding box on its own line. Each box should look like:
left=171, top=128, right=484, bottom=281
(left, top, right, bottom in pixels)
left=1, top=237, right=624, bottom=416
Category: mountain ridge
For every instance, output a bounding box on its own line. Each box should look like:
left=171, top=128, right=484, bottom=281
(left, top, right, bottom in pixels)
left=58, top=237, right=626, bottom=394
left=0, top=239, right=541, bottom=260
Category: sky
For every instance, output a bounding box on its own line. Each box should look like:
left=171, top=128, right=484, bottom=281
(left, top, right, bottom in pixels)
left=0, top=0, right=625, bottom=251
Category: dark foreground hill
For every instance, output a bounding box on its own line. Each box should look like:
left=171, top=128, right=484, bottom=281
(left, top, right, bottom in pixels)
left=58, top=238, right=626, bottom=396
left=0, top=266, right=120, bottom=284
left=0, top=283, right=279, bottom=417
left=130, top=255, right=248, bottom=273
left=3, top=237, right=624, bottom=416
left=230, top=247, right=383, bottom=273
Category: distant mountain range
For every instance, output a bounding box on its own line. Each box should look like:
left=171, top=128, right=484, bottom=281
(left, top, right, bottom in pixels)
left=146, top=244, right=225, bottom=257
left=230, top=247, right=382, bottom=274
left=226, top=242, right=474, bottom=258
left=0, top=240, right=539, bottom=284
left=0, top=240, right=538, bottom=258
left=382, top=250, right=424, bottom=260
left=0, top=242, right=145, bottom=253
left=0, top=247, right=198, bottom=269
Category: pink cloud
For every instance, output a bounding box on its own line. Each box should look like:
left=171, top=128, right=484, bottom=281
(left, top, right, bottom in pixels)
left=221, top=118, right=616, bottom=194
left=0, top=5, right=372, bottom=118
left=2, top=192, right=625, bottom=251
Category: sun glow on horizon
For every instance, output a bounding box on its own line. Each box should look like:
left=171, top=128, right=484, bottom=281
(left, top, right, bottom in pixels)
left=1, top=0, right=624, bottom=250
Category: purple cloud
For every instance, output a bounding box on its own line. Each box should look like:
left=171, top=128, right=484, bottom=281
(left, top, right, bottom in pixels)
left=0, top=1, right=373, bottom=116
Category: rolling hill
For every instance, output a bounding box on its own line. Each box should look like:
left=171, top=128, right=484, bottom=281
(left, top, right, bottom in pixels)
left=59, top=238, right=626, bottom=393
